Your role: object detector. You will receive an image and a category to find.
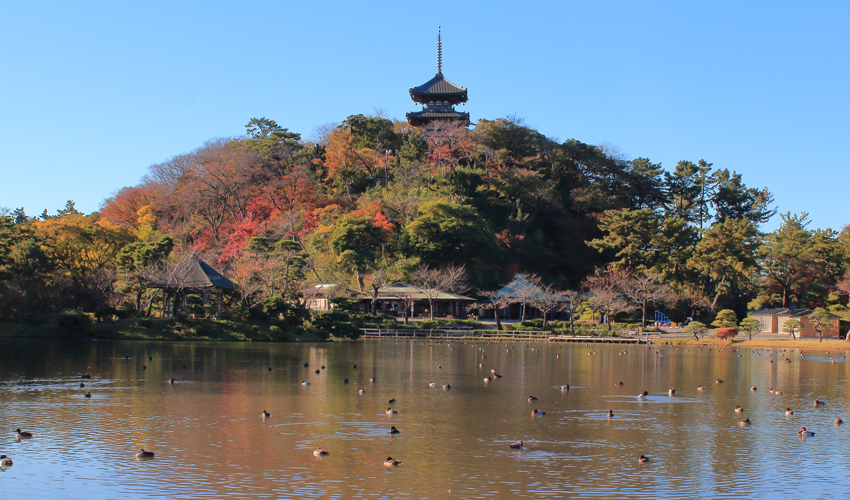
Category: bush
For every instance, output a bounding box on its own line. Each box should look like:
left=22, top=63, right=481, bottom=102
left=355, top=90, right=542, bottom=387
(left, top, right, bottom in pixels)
left=136, top=317, right=152, bottom=327
left=94, top=306, right=119, bottom=322
left=714, top=327, right=738, bottom=340
left=58, top=309, right=92, bottom=337
left=21, top=313, right=43, bottom=326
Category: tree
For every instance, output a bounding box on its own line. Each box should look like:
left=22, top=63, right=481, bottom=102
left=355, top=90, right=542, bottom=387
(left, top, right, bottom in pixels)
left=738, top=317, right=761, bottom=340
left=587, top=209, right=659, bottom=273
left=622, top=272, right=674, bottom=330
left=712, top=309, right=739, bottom=329
left=689, top=217, right=760, bottom=310
left=329, top=212, right=392, bottom=291
left=759, top=212, right=816, bottom=308
left=504, top=272, right=544, bottom=322
left=477, top=290, right=511, bottom=331
left=116, top=236, right=174, bottom=311
left=561, top=289, right=583, bottom=334
left=685, top=321, right=708, bottom=341
left=528, top=284, right=566, bottom=328
left=405, top=201, right=495, bottom=267
left=782, top=318, right=802, bottom=341
left=809, top=308, right=836, bottom=342
left=410, top=264, right=469, bottom=320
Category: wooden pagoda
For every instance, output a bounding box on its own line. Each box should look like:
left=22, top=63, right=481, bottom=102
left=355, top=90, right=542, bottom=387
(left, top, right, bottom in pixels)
left=406, top=28, right=470, bottom=127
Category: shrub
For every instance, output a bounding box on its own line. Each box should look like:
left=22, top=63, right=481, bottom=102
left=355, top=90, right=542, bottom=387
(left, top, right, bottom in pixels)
left=58, top=309, right=92, bottom=337
left=21, top=313, right=43, bottom=326
left=94, top=306, right=119, bottom=322
left=714, top=328, right=738, bottom=340
left=136, top=317, right=152, bottom=327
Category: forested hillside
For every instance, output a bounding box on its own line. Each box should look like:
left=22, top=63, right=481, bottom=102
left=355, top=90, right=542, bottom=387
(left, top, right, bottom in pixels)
left=2, top=115, right=849, bottom=328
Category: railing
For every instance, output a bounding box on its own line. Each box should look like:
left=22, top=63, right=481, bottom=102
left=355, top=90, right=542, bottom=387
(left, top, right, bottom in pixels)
left=361, top=328, right=658, bottom=343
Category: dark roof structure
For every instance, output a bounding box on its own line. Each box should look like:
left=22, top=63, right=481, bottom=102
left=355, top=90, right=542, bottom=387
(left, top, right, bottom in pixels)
left=148, top=255, right=238, bottom=292
left=406, top=28, right=470, bottom=127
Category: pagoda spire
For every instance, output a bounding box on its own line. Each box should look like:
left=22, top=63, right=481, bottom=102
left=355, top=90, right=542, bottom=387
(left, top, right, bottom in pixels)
left=437, top=27, right=442, bottom=75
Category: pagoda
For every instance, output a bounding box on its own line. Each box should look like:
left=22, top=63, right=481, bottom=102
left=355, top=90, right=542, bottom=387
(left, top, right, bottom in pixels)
left=406, top=28, right=470, bottom=127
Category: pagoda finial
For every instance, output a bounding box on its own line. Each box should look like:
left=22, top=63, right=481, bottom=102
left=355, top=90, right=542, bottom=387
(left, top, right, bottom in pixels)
left=437, top=27, right=442, bottom=75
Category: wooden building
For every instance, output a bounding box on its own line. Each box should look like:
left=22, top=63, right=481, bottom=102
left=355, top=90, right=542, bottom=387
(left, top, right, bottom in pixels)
left=749, top=308, right=841, bottom=339
left=406, top=28, right=470, bottom=127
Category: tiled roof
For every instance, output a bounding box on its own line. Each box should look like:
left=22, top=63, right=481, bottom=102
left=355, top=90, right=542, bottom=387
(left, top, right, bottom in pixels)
left=406, top=110, right=470, bottom=121
left=149, top=255, right=238, bottom=290
left=364, top=283, right=474, bottom=301
left=410, top=73, right=468, bottom=99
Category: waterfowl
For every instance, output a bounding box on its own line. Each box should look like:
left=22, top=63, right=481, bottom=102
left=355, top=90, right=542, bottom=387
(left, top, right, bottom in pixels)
left=353, top=364, right=357, bottom=369
left=0, top=455, right=12, bottom=466
left=442, top=384, right=451, bottom=390
left=142, top=365, right=147, bottom=370
left=80, top=382, right=85, bottom=388
left=786, top=408, right=794, bottom=416
left=639, top=455, right=649, bottom=464
left=798, top=426, right=815, bottom=437
left=369, top=377, right=376, bottom=383
left=493, top=373, right=503, bottom=378
left=15, top=429, right=33, bottom=439
left=615, top=381, right=623, bottom=386
left=774, top=390, right=782, bottom=396
left=169, top=378, right=175, bottom=384
left=384, top=457, right=402, bottom=467
left=510, top=440, right=523, bottom=449
left=135, top=449, right=155, bottom=458
left=313, top=448, right=330, bottom=457
left=836, top=418, right=844, bottom=425
left=315, top=369, right=320, bottom=374
left=84, top=391, right=91, bottom=398
left=484, top=377, right=491, bottom=382
left=559, top=384, right=570, bottom=390
left=386, top=408, right=398, bottom=415
left=531, top=409, right=546, bottom=416
left=303, top=362, right=309, bottom=368
left=390, top=426, right=400, bottom=434
left=751, top=386, right=757, bottom=391
left=815, top=400, right=825, bottom=407
left=343, top=379, right=349, bottom=384
left=528, top=396, right=538, bottom=402
left=262, top=410, right=271, bottom=418
left=735, top=406, right=744, bottom=413
left=607, top=410, right=614, bottom=418
left=268, top=367, right=272, bottom=372
left=668, top=388, right=676, bottom=396
left=388, top=398, right=396, bottom=404
left=321, top=366, right=325, bottom=370
left=358, top=388, right=366, bottom=394
left=82, top=374, right=91, bottom=380
left=301, top=381, right=311, bottom=386
left=697, top=386, right=707, bottom=391
left=637, top=391, right=649, bottom=400
left=739, top=418, right=751, bottom=427
left=715, top=379, right=724, bottom=384
left=429, top=382, right=437, bottom=387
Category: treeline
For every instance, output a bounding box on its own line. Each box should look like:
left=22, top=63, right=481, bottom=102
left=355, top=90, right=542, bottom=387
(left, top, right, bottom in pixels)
left=2, top=114, right=850, bottom=329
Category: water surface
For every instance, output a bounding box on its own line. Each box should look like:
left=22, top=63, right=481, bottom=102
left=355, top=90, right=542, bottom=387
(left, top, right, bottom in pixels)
left=1, top=338, right=848, bottom=498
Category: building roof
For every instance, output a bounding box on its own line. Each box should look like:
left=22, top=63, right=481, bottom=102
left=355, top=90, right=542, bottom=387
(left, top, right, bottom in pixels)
left=409, top=73, right=468, bottom=104
left=364, top=282, right=474, bottom=301
left=749, top=308, right=816, bottom=318
left=406, top=109, right=470, bottom=125
left=148, top=255, right=238, bottom=291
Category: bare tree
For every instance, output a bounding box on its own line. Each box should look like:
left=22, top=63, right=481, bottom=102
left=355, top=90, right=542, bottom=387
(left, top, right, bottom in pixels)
left=478, top=290, right=511, bottom=331
left=503, top=273, right=543, bottom=322
left=561, top=289, right=583, bottom=334
left=410, top=264, right=469, bottom=320
left=583, top=269, right=635, bottom=332
left=528, top=284, right=567, bottom=328
left=622, top=273, right=674, bottom=331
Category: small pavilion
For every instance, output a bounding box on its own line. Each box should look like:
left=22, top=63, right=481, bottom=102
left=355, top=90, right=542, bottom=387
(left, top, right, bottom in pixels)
left=147, top=255, right=238, bottom=318
left=406, top=28, right=470, bottom=127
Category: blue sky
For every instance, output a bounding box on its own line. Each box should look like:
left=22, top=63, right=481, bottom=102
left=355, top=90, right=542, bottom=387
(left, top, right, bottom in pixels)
left=1, top=1, right=847, bottom=231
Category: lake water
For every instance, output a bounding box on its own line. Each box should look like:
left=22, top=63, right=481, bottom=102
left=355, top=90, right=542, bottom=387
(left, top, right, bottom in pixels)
left=1, top=338, right=849, bottom=499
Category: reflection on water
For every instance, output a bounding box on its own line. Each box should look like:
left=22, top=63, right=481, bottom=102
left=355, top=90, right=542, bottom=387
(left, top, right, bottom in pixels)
left=1, top=338, right=849, bottom=498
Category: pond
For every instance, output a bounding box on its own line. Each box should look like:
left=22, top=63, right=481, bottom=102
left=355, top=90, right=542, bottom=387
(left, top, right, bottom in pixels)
left=1, top=338, right=848, bottom=498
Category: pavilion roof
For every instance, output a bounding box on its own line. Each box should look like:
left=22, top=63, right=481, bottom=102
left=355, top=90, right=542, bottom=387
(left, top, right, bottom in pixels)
left=365, top=282, right=474, bottom=301
left=409, top=73, right=468, bottom=103
left=148, top=255, right=238, bottom=291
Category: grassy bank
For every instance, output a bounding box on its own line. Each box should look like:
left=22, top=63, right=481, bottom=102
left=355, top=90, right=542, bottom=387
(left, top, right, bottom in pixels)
left=0, top=317, right=331, bottom=342
left=658, top=337, right=850, bottom=351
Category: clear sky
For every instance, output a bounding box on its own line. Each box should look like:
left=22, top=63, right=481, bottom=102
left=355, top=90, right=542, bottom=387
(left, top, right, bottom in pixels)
left=1, top=1, right=847, bottom=231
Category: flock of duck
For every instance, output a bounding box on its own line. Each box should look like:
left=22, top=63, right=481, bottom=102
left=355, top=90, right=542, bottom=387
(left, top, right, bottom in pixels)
left=2, top=343, right=847, bottom=471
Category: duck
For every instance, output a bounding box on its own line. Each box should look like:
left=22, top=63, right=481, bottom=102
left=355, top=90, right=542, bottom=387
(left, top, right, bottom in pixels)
left=528, top=396, right=538, bottom=402
left=268, top=367, right=272, bottom=372
left=836, top=418, right=844, bottom=425
left=0, top=455, right=12, bottom=466
left=607, top=410, right=614, bottom=419
left=388, top=398, right=396, bottom=404
left=313, top=448, right=329, bottom=457
left=615, top=381, right=624, bottom=386
left=80, top=382, right=85, bottom=388
left=301, top=381, right=311, bottom=386
left=739, top=418, right=751, bottom=427
left=510, top=440, right=523, bottom=449
left=493, top=373, right=503, bottom=378
left=358, top=388, right=366, bottom=394
left=390, top=426, right=400, bottom=434
left=751, top=386, right=757, bottom=392
left=262, top=410, right=271, bottom=418
left=798, top=426, right=815, bottom=437
left=135, top=449, right=155, bottom=458
left=735, top=406, right=744, bottom=413
left=774, top=390, right=782, bottom=396
left=815, top=400, right=825, bottom=407
left=697, top=385, right=707, bottom=391
left=484, top=377, right=491, bottom=382
left=559, top=384, right=570, bottom=390
left=531, top=409, right=546, bottom=416
left=169, top=378, right=175, bottom=384
left=428, top=382, right=437, bottom=388
left=84, top=391, right=92, bottom=398
left=386, top=408, right=398, bottom=415
left=369, top=377, right=376, bottom=383
left=343, top=379, right=349, bottom=384
left=637, top=391, right=649, bottom=400
left=303, top=362, right=309, bottom=368
left=639, top=455, right=650, bottom=464
left=786, top=408, right=794, bottom=416
left=443, top=384, right=451, bottom=390
left=81, top=374, right=91, bottom=380
left=15, top=429, right=33, bottom=439
left=668, top=388, right=676, bottom=396
left=315, top=369, right=320, bottom=374
left=715, top=379, right=724, bottom=384
left=384, top=457, right=402, bottom=467
left=353, top=364, right=357, bottom=369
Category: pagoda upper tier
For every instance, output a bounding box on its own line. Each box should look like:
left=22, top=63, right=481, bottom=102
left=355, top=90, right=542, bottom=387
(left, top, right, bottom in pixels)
left=406, top=28, right=470, bottom=127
